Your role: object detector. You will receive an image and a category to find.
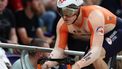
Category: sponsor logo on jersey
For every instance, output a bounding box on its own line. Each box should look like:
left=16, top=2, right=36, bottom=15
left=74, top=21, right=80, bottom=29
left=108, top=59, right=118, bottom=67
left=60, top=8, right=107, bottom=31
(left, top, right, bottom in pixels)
left=105, top=31, right=118, bottom=45
left=105, top=37, right=112, bottom=45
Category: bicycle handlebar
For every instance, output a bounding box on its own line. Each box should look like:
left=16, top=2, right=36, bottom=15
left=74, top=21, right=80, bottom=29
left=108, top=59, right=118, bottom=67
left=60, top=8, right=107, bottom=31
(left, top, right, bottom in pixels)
left=38, top=57, right=75, bottom=65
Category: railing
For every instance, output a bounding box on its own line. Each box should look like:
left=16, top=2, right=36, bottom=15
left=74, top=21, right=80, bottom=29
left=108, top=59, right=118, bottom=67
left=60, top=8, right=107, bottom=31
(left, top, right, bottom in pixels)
left=0, top=43, right=121, bottom=60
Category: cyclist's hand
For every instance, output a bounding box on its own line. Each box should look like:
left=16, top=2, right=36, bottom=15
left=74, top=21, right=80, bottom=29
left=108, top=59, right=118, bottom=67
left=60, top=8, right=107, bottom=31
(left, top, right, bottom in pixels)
left=42, top=63, right=48, bottom=69
left=72, top=63, right=80, bottom=69
left=42, top=61, right=58, bottom=69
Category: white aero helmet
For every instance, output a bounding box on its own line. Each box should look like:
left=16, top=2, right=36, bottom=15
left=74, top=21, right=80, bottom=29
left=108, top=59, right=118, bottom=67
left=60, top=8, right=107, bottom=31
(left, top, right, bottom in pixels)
left=57, top=0, right=84, bottom=17
left=57, top=0, right=84, bottom=8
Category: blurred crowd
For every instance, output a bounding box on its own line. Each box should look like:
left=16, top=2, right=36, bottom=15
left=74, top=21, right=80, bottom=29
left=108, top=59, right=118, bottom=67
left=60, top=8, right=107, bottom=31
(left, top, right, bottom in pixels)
left=0, top=0, right=122, bottom=69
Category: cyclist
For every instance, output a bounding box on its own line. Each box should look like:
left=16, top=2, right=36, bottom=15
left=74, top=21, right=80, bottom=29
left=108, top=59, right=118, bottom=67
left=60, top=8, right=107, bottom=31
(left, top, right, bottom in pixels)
left=43, top=0, right=122, bottom=69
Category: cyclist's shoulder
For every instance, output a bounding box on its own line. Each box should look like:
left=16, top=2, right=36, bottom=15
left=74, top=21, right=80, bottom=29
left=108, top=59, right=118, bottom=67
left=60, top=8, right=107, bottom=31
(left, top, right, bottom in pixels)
left=80, top=5, right=103, bottom=17
left=81, top=5, right=99, bottom=11
left=57, top=18, right=67, bottom=26
left=57, top=18, right=68, bottom=31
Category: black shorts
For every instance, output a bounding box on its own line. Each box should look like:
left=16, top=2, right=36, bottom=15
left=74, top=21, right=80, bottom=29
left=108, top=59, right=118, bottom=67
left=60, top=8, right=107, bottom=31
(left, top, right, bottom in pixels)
left=68, top=17, right=122, bottom=58
left=103, top=17, right=122, bottom=58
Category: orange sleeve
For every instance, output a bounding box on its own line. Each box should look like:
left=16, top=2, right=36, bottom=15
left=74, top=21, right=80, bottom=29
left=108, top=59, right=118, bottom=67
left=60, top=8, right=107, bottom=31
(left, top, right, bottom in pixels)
left=55, top=18, right=68, bottom=49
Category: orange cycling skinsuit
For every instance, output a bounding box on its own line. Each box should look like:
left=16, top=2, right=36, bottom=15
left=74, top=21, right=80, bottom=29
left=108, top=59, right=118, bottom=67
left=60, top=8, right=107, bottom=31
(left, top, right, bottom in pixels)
left=43, top=0, right=122, bottom=69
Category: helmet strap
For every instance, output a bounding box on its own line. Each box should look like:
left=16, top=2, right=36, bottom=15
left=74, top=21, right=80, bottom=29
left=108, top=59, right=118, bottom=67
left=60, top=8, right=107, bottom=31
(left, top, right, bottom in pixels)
left=71, top=8, right=80, bottom=24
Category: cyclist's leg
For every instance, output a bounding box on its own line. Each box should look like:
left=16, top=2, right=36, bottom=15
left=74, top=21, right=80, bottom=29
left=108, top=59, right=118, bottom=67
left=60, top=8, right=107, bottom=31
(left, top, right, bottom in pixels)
left=102, top=17, right=122, bottom=69
left=93, top=48, right=108, bottom=69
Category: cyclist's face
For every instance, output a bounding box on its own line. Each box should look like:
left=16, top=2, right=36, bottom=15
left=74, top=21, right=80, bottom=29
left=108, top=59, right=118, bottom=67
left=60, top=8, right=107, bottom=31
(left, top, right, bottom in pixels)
left=63, top=15, right=77, bottom=24
left=0, top=0, right=8, bottom=12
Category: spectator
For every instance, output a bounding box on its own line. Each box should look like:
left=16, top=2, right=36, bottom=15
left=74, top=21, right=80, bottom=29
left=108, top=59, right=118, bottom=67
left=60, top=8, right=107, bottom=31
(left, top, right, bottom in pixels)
left=12, top=38, right=49, bottom=69
left=38, top=0, right=57, bottom=37
left=43, top=0, right=57, bottom=11
left=0, top=0, right=18, bottom=45
left=0, top=0, right=18, bottom=68
left=15, top=0, right=54, bottom=45
left=7, top=0, right=23, bottom=12
left=84, top=0, right=102, bottom=5
left=0, top=47, right=11, bottom=69
left=100, top=0, right=122, bottom=17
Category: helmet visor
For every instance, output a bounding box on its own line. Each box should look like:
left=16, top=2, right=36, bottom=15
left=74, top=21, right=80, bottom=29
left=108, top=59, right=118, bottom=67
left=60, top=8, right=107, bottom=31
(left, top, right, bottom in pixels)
left=57, top=4, right=79, bottom=17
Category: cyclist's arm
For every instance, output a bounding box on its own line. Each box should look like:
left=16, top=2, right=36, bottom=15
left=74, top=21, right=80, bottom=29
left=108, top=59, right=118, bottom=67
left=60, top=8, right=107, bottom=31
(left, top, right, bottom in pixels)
left=43, top=18, right=69, bottom=68
left=50, top=18, right=68, bottom=59
left=76, top=10, right=105, bottom=68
